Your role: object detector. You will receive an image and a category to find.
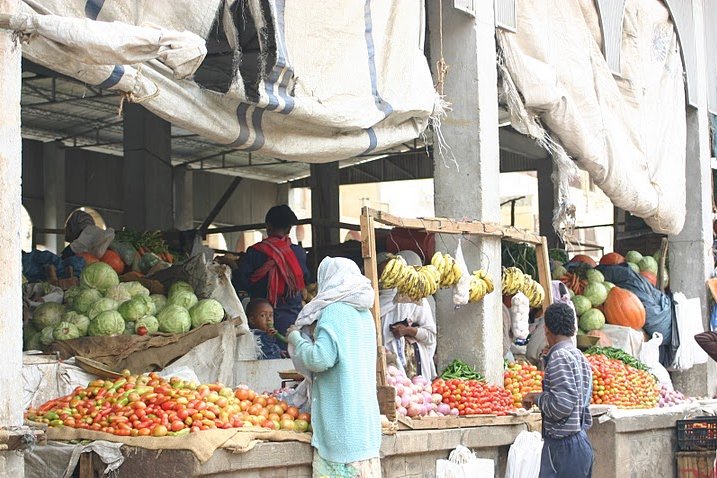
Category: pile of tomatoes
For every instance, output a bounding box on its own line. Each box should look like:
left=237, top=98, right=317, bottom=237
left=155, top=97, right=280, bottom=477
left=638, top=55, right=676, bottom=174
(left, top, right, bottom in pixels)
left=432, top=378, right=515, bottom=416
left=25, top=372, right=311, bottom=437
left=503, top=362, right=543, bottom=408
left=587, top=354, right=659, bottom=409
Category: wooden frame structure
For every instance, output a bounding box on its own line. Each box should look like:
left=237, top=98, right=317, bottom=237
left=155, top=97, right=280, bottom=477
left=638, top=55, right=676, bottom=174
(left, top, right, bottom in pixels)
left=359, top=207, right=554, bottom=397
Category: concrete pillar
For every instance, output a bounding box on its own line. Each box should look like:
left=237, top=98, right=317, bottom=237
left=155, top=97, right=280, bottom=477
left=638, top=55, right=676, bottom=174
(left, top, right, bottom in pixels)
left=310, top=162, right=340, bottom=248
left=173, top=165, right=194, bottom=230
left=537, top=159, right=560, bottom=249
left=123, top=104, right=173, bottom=230
left=276, top=182, right=290, bottom=206
left=428, top=2, right=503, bottom=383
left=669, top=1, right=716, bottom=397
left=0, top=0, right=27, bottom=475
left=43, top=141, right=66, bottom=253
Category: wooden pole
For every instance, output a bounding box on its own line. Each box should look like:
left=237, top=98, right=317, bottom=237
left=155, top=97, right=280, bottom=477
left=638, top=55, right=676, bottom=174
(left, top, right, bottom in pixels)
left=535, top=236, right=554, bottom=314
left=360, top=207, right=386, bottom=386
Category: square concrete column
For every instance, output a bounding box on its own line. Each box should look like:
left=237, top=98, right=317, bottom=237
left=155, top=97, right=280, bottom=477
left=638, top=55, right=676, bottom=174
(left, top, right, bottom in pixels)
left=668, top=1, right=716, bottom=397
left=537, top=159, right=560, bottom=249
left=428, top=3, right=503, bottom=383
left=310, top=162, right=340, bottom=248
left=123, top=104, right=173, bottom=230
left=173, top=165, right=194, bottom=230
left=43, top=141, right=66, bottom=253
left=0, top=0, right=27, bottom=474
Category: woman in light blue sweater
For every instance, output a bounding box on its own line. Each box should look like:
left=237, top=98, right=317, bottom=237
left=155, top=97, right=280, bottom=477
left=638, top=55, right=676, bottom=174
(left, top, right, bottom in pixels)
left=288, top=257, right=382, bottom=478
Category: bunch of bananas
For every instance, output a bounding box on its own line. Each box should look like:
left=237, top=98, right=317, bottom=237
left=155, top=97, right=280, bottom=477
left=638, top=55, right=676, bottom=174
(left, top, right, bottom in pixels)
left=501, top=266, right=545, bottom=308
left=468, top=269, right=495, bottom=302
left=379, top=256, right=442, bottom=301
left=430, top=252, right=463, bottom=287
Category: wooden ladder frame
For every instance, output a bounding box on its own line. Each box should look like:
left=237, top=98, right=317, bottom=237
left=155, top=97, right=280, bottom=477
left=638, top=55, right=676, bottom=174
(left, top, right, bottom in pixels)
left=359, top=206, right=553, bottom=393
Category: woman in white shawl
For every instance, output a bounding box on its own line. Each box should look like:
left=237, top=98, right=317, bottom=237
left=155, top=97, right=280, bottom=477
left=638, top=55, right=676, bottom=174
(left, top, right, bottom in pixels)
left=378, top=250, right=438, bottom=381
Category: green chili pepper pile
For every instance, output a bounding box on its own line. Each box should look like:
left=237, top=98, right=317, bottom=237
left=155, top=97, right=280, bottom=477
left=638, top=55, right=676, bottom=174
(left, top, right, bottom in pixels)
left=584, top=346, right=650, bottom=372
left=440, top=359, right=486, bottom=381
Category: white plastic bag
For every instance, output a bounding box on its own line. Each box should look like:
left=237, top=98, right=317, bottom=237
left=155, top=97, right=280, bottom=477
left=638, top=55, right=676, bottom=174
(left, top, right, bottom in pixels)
left=639, top=332, right=672, bottom=388
left=671, top=293, right=709, bottom=371
left=505, top=431, right=543, bottom=478
left=510, top=292, right=531, bottom=341
left=452, top=241, right=472, bottom=306
left=69, top=225, right=115, bottom=258
left=436, top=445, right=494, bottom=478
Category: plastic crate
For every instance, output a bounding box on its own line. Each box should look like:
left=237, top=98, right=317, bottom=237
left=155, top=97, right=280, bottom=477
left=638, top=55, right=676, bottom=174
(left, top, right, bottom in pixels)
left=677, top=417, right=717, bottom=451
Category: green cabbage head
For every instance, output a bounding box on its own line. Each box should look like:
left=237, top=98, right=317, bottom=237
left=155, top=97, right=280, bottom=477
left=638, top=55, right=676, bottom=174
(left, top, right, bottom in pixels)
left=168, top=290, right=198, bottom=310
left=80, top=262, right=119, bottom=292
left=169, top=281, right=194, bottom=297
left=73, top=288, right=103, bottom=314
left=87, top=298, right=119, bottom=320
left=135, top=315, right=159, bottom=334
left=53, top=321, right=82, bottom=341
left=189, top=299, right=225, bottom=328
left=104, top=284, right=132, bottom=304
left=88, top=310, right=125, bottom=336
left=150, top=294, right=168, bottom=314
left=120, top=281, right=150, bottom=297
left=63, top=311, right=90, bottom=336
left=157, top=305, right=191, bottom=334
left=118, top=295, right=156, bottom=322
left=33, top=302, right=66, bottom=329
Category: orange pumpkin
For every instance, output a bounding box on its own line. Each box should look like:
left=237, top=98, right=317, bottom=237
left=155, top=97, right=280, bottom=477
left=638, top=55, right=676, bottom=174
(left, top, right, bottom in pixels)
left=603, top=287, right=646, bottom=330
left=640, top=271, right=657, bottom=287
left=78, top=252, right=99, bottom=265
left=571, top=254, right=597, bottom=268
left=600, top=252, right=625, bottom=265
left=101, top=249, right=125, bottom=274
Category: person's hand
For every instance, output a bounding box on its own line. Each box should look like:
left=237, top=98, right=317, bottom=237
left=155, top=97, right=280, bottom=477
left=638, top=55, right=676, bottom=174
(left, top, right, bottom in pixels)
left=391, top=324, right=406, bottom=338
left=522, top=392, right=540, bottom=410
left=267, top=328, right=278, bottom=337
left=286, top=324, right=301, bottom=337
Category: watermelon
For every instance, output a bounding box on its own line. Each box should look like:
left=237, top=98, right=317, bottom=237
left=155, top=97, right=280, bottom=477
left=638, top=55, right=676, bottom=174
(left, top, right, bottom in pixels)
left=585, top=269, right=604, bottom=283
left=625, top=251, right=643, bottom=264
left=572, top=295, right=592, bottom=317
left=579, top=308, right=606, bottom=331
left=627, top=262, right=640, bottom=273
left=583, top=282, right=608, bottom=307
left=638, top=256, right=658, bottom=274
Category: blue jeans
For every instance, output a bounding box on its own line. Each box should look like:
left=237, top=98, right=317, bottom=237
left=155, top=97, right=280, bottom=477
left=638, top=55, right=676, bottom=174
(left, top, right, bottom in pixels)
left=539, top=430, right=593, bottom=478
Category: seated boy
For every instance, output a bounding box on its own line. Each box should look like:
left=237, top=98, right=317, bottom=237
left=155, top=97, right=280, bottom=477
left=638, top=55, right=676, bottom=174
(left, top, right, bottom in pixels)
left=246, top=299, right=285, bottom=360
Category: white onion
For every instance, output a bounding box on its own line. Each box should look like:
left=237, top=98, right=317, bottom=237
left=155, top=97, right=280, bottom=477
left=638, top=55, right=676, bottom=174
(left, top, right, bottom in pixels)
left=397, top=406, right=407, bottom=416
left=432, top=393, right=443, bottom=404
left=412, top=375, right=428, bottom=386
left=395, top=395, right=402, bottom=407
left=395, top=384, right=405, bottom=396
left=450, top=408, right=459, bottom=416
left=437, top=403, right=451, bottom=415
left=407, top=404, right=422, bottom=417
left=387, top=365, right=399, bottom=376
left=387, top=376, right=397, bottom=387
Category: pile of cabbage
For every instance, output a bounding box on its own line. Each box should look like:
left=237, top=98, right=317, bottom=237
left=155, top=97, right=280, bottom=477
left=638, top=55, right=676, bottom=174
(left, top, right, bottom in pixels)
left=24, top=263, right=226, bottom=350
left=386, top=365, right=457, bottom=418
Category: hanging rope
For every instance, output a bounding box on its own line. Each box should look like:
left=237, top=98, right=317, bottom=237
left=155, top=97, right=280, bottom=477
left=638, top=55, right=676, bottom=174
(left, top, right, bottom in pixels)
left=434, top=0, right=450, bottom=95
left=117, top=64, right=160, bottom=116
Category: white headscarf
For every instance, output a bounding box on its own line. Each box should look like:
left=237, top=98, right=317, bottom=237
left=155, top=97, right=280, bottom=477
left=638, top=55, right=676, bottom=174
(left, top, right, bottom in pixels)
left=295, top=256, right=375, bottom=327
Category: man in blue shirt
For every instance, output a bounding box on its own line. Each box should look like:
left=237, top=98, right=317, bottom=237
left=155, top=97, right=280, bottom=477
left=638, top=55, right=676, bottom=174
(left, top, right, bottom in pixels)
left=523, top=303, right=594, bottom=478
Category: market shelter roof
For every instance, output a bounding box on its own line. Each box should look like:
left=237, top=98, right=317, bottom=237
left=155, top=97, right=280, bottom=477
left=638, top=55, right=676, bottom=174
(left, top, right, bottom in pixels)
left=497, top=0, right=687, bottom=236
left=6, top=0, right=437, bottom=168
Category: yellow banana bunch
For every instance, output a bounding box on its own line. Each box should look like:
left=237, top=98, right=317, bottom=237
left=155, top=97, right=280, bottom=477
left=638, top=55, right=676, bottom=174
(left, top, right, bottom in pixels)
left=468, top=269, right=494, bottom=302
left=501, top=267, right=524, bottom=295
left=380, top=256, right=442, bottom=301
left=431, top=251, right=463, bottom=288
left=380, top=256, right=410, bottom=289
left=501, top=266, right=545, bottom=308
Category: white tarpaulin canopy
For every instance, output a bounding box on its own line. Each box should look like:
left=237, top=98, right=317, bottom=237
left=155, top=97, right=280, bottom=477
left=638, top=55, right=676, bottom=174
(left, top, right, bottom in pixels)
left=3, top=0, right=438, bottom=163
left=498, top=0, right=687, bottom=235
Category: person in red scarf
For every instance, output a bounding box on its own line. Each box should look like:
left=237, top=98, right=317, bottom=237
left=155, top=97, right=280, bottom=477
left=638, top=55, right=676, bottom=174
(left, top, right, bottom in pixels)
left=235, top=205, right=309, bottom=351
